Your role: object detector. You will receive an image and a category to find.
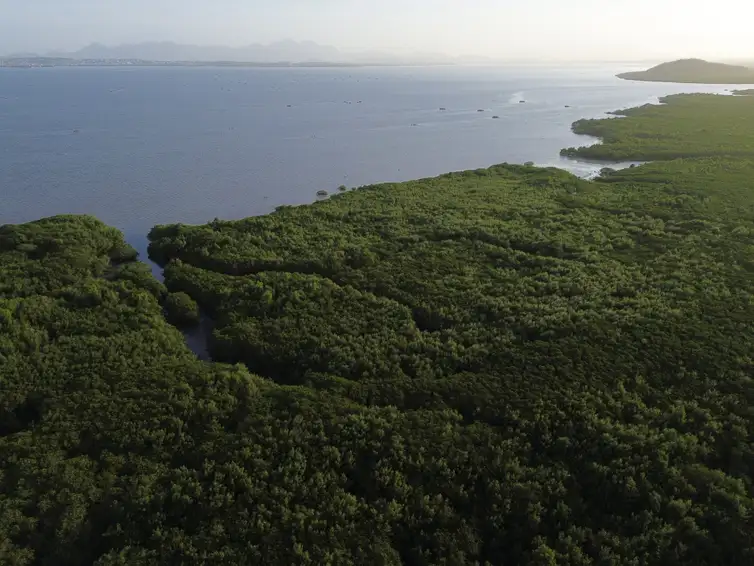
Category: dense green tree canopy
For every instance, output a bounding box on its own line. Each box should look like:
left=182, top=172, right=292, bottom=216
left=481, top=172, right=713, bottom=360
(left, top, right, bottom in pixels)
left=561, top=93, right=754, bottom=161
left=4, top=94, right=754, bottom=564
left=164, top=291, right=201, bottom=327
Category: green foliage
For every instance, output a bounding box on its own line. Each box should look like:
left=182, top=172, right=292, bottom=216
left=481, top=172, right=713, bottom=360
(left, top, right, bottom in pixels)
left=561, top=93, right=754, bottom=160
left=106, top=261, right=166, bottom=299
left=6, top=93, right=754, bottom=564
left=149, top=95, right=754, bottom=562
left=164, top=291, right=200, bottom=327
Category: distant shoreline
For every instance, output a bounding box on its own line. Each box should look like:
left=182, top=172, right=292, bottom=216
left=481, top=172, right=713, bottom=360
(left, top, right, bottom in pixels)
left=617, top=75, right=754, bottom=85
left=0, top=57, right=455, bottom=69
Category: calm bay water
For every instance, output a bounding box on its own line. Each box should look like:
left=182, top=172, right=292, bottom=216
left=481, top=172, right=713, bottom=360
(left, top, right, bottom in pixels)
left=0, top=64, right=734, bottom=257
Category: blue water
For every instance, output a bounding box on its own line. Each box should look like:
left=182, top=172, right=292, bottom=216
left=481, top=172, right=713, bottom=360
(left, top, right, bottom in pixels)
left=0, top=64, right=735, bottom=257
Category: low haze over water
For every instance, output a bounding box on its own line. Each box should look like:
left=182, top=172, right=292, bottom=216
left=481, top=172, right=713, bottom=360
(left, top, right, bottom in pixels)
left=0, top=64, right=733, bottom=255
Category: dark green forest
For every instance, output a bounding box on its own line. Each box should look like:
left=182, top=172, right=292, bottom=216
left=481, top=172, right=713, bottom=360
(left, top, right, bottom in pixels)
left=4, top=94, right=754, bottom=564
left=561, top=92, right=754, bottom=161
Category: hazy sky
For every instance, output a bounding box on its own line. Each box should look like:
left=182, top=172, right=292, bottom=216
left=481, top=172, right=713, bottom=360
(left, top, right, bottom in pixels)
left=0, top=0, right=752, bottom=60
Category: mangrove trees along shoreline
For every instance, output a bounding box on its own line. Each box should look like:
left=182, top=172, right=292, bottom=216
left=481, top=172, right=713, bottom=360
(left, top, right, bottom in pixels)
left=4, top=93, right=754, bottom=564
left=561, top=93, right=754, bottom=161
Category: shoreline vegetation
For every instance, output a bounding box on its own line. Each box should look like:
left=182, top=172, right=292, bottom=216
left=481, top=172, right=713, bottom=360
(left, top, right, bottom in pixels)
left=561, top=92, right=754, bottom=160
left=4, top=93, right=754, bottom=563
left=617, top=58, right=754, bottom=84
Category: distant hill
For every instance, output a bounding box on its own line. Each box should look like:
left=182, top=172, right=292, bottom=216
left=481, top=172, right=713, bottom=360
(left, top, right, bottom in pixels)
left=618, top=59, right=754, bottom=84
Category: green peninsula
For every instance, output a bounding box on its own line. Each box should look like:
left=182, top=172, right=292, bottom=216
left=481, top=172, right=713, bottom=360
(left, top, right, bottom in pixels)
left=561, top=92, right=754, bottom=160
left=618, top=58, right=754, bottom=84
left=4, top=94, right=754, bottom=563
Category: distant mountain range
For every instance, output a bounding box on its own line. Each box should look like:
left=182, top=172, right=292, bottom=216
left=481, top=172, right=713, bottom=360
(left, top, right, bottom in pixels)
left=30, top=40, right=487, bottom=65
left=10, top=42, right=741, bottom=68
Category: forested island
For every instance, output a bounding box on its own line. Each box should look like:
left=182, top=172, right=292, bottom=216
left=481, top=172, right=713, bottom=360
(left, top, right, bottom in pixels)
left=3, top=93, right=754, bottom=564
left=617, top=58, right=754, bottom=83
